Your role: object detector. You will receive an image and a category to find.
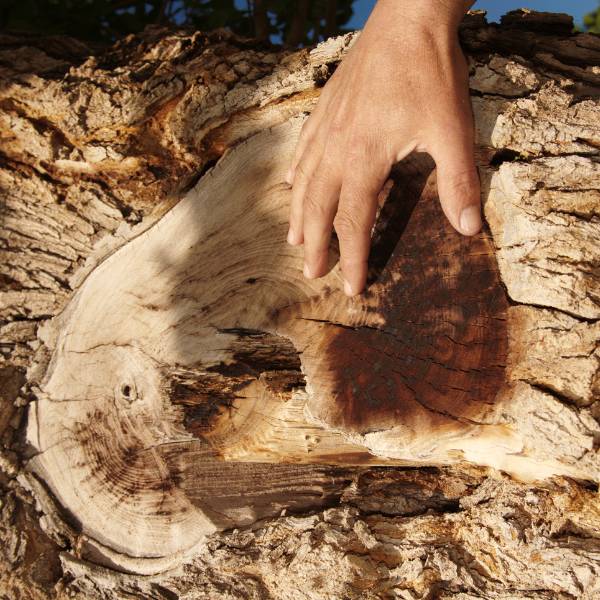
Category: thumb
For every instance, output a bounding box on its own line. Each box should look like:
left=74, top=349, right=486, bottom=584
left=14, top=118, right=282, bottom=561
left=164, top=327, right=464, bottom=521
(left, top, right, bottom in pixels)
left=430, top=133, right=481, bottom=236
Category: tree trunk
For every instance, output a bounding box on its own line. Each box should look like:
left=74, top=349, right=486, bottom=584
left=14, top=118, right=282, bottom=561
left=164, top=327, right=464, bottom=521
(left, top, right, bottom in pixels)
left=253, top=0, right=270, bottom=42
left=286, top=0, right=310, bottom=46
left=1, top=9, right=599, bottom=599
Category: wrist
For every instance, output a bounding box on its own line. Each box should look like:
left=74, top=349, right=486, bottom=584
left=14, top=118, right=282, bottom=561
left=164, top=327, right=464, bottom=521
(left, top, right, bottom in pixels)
left=370, top=1, right=472, bottom=33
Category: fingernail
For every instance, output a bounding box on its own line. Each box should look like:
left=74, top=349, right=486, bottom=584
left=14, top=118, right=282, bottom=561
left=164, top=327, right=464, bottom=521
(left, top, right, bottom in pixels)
left=303, top=263, right=313, bottom=279
left=459, top=205, right=482, bottom=236
left=285, top=167, right=293, bottom=185
left=343, top=279, right=354, bottom=297
left=287, top=228, right=296, bottom=245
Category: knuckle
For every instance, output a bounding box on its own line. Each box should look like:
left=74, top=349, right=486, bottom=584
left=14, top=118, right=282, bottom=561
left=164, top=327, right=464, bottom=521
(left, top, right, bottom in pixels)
left=338, top=194, right=363, bottom=217
left=343, top=149, right=365, bottom=171
left=334, top=210, right=363, bottom=239
left=308, top=156, right=340, bottom=189
left=445, top=168, right=479, bottom=196
left=304, top=194, right=328, bottom=219
left=307, top=167, right=330, bottom=188
left=344, top=136, right=381, bottom=171
left=293, top=161, right=311, bottom=183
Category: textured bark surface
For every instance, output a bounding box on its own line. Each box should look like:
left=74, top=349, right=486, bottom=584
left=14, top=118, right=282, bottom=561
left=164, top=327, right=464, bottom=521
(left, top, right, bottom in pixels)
left=1, top=9, right=600, bottom=599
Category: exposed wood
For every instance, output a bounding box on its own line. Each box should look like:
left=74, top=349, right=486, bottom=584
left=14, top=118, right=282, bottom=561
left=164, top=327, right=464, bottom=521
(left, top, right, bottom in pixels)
left=0, top=9, right=599, bottom=599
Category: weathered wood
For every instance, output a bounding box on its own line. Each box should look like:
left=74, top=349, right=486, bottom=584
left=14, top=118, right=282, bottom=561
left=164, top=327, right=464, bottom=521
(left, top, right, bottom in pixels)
left=1, top=9, right=599, bottom=599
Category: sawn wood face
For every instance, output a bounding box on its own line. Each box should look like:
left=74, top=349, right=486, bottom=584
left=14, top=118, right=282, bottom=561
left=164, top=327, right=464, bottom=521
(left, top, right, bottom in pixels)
left=295, top=157, right=509, bottom=434
left=177, top=154, right=509, bottom=441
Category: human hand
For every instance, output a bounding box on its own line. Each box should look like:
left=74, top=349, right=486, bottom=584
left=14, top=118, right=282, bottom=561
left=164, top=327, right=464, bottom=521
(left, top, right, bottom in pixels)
left=286, top=0, right=479, bottom=297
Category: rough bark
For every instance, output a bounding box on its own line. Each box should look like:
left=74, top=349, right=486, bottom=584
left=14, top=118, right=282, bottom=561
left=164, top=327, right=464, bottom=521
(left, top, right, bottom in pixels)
left=0, top=9, right=599, bottom=599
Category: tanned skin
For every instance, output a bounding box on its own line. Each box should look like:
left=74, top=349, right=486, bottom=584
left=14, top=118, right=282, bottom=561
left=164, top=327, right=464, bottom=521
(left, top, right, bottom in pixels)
left=286, top=0, right=478, bottom=296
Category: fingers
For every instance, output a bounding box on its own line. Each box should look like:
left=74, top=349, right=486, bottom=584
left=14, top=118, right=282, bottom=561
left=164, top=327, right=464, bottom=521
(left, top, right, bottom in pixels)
left=286, top=90, right=333, bottom=186
left=286, top=113, right=319, bottom=186
left=302, top=161, right=342, bottom=279
left=335, top=168, right=387, bottom=296
left=289, top=142, right=387, bottom=297
left=430, top=126, right=481, bottom=237
left=287, top=140, right=325, bottom=246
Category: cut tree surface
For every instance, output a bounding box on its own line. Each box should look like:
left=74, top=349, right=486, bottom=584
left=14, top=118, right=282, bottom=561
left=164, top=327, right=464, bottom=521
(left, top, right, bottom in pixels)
left=1, top=9, right=600, bottom=597
left=26, top=35, right=600, bottom=574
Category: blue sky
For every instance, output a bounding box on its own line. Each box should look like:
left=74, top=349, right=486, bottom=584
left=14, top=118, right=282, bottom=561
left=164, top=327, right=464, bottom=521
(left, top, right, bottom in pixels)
left=347, top=0, right=598, bottom=29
